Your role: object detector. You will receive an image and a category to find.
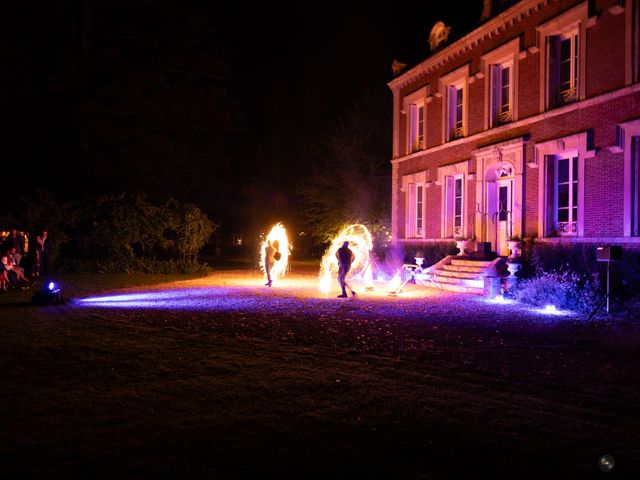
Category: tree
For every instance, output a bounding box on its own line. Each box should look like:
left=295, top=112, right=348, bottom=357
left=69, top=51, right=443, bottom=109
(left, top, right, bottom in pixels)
left=297, top=90, right=391, bottom=243
left=164, top=199, right=216, bottom=261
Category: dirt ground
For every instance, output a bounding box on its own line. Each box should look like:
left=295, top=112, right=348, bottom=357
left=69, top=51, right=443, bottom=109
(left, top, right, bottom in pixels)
left=1, top=263, right=639, bottom=479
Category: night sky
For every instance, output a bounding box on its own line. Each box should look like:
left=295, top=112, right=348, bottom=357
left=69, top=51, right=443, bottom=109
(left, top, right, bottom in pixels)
left=2, top=0, right=483, bottom=232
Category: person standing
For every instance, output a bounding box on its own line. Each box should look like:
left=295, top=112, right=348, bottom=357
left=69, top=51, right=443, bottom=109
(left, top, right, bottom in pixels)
left=263, top=240, right=276, bottom=287
left=40, top=230, right=51, bottom=275
left=336, top=241, right=356, bottom=298
left=32, top=235, right=43, bottom=278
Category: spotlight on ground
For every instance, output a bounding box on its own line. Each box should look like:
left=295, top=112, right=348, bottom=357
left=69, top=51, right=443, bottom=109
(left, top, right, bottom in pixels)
left=32, top=281, right=65, bottom=306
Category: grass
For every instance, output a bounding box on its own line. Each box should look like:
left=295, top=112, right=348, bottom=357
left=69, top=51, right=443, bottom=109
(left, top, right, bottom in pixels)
left=1, top=265, right=639, bottom=479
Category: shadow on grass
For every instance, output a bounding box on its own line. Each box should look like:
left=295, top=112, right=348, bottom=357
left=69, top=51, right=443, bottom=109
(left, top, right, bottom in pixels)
left=0, top=300, right=35, bottom=308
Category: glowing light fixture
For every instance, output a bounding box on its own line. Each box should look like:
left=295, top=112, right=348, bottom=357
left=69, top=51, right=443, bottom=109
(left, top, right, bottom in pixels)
left=535, top=304, right=571, bottom=316
left=486, top=294, right=515, bottom=305
left=32, top=281, right=64, bottom=305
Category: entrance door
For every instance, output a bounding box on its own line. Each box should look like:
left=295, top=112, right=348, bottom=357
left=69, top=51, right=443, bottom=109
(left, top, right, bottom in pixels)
left=496, top=179, right=513, bottom=256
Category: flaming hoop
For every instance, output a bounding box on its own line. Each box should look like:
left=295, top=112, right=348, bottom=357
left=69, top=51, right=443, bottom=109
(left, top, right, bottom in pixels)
left=259, top=223, right=291, bottom=283
left=319, top=224, right=373, bottom=294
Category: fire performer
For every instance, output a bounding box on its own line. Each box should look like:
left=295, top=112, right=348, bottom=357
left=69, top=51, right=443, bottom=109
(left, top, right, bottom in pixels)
left=263, top=240, right=276, bottom=287
left=336, top=241, right=356, bottom=298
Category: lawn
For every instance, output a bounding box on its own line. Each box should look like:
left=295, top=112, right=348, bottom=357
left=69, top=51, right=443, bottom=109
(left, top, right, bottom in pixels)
left=1, top=262, right=638, bottom=479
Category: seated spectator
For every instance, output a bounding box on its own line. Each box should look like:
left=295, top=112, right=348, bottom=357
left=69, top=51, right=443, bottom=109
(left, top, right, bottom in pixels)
left=2, top=230, right=25, bottom=267
left=1, top=248, right=31, bottom=289
left=0, top=260, right=8, bottom=291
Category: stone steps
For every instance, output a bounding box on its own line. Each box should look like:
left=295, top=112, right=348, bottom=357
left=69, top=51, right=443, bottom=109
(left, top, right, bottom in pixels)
left=450, top=258, right=493, bottom=267
left=429, top=256, right=499, bottom=295
left=436, top=269, right=482, bottom=279
left=442, top=264, right=486, bottom=273
left=433, top=276, right=485, bottom=295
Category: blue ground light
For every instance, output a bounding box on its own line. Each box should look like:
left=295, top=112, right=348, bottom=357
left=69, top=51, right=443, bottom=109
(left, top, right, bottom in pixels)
left=75, top=288, right=260, bottom=311
left=74, top=281, right=577, bottom=322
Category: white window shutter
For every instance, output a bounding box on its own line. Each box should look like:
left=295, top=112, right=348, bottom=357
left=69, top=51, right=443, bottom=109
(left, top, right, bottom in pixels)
left=445, top=176, right=455, bottom=237
left=407, top=183, right=416, bottom=237
left=490, top=65, right=500, bottom=126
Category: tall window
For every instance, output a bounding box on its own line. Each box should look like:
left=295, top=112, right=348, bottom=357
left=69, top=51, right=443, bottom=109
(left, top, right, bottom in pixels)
left=440, top=65, right=468, bottom=143
left=549, top=29, right=579, bottom=108
left=409, top=103, right=425, bottom=152
left=439, top=160, right=470, bottom=239
left=490, top=61, right=513, bottom=126
left=632, top=136, right=640, bottom=236
left=447, top=84, right=465, bottom=141
left=416, top=185, right=424, bottom=236
left=635, top=0, right=640, bottom=83
left=403, top=87, right=428, bottom=155
left=499, top=184, right=510, bottom=221
left=454, top=177, right=463, bottom=235
left=555, top=155, right=579, bottom=236
left=406, top=183, right=424, bottom=238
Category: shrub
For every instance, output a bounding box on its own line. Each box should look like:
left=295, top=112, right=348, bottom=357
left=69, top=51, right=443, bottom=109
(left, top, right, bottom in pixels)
left=523, top=243, right=640, bottom=301
left=57, top=257, right=210, bottom=275
left=515, top=267, right=602, bottom=313
left=526, top=243, right=598, bottom=278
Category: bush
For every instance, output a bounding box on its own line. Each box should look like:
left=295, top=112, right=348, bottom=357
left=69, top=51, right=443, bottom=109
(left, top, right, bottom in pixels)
left=525, top=242, right=598, bottom=278
left=515, top=267, right=602, bottom=313
left=57, top=257, right=211, bottom=275
left=523, top=243, right=640, bottom=301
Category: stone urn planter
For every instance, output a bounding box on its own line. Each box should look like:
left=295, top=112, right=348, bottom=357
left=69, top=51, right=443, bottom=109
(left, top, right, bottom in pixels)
left=414, top=257, right=424, bottom=269
left=506, top=239, right=523, bottom=278
left=506, top=240, right=523, bottom=262
left=506, top=261, right=520, bottom=278
left=456, top=239, right=473, bottom=257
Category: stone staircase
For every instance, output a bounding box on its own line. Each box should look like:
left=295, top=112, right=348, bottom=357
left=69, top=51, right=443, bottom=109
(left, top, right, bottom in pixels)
left=422, top=256, right=505, bottom=295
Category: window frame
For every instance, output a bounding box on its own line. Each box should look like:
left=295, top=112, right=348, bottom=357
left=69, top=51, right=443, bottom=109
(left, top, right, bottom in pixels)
left=402, top=171, right=428, bottom=239
left=403, top=87, right=429, bottom=154
left=439, top=65, right=469, bottom=143
left=437, top=159, right=470, bottom=239
left=535, top=132, right=592, bottom=238
left=482, top=38, right=519, bottom=130
left=619, top=119, right=640, bottom=237
left=554, top=154, right=579, bottom=236
left=536, top=1, right=587, bottom=112
left=453, top=175, right=464, bottom=235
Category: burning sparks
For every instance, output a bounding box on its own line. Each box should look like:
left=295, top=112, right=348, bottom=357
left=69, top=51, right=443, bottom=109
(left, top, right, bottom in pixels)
left=385, top=271, right=403, bottom=296
left=259, top=223, right=291, bottom=283
left=319, top=224, right=373, bottom=294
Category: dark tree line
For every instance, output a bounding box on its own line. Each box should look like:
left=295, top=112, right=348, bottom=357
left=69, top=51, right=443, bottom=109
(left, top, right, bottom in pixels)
left=1, top=192, right=215, bottom=274
left=297, top=91, right=392, bottom=243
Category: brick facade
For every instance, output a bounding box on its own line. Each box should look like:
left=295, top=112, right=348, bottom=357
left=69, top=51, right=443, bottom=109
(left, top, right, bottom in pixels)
left=389, top=0, right=640, bottom=252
